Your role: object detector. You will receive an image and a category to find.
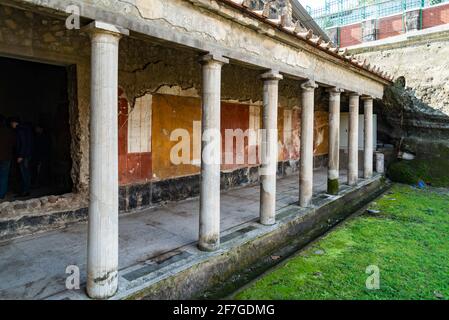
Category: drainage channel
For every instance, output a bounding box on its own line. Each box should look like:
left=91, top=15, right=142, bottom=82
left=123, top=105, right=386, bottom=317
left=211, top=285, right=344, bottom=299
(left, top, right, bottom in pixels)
left=196, top=186, right=391, bottom=300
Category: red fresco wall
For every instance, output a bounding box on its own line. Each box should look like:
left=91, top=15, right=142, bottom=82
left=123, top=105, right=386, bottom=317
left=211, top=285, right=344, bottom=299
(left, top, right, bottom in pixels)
left=118, top=88, right=152, bottom=186
left=118, top=93, right=329, bottom=186
left=220, top=102, right=251, bottom=171
left=278, top=108, right=300, bottom=162
left=291, top=108, right=301, bottom=160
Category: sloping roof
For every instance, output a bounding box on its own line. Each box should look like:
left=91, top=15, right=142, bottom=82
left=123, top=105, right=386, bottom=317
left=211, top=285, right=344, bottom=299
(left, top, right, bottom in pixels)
left=290, top=0, right=330, bottom=42
left=217, top=0, right=394, bottom=83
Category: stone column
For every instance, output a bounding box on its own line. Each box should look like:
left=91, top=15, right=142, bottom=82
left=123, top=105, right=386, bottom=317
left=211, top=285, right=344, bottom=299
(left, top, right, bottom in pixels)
left=85, top=22, right=128, bottom=299
left=363, top=96, right=374, bottom=179
left=327, top=88, right=343, bottom=195
left=376, top=152, right=385, bottom=174
left=260, top=71, right=283, bottom=225
left=300, top=80, right=318, bottom=207
left=348, top=93, right=360, bottom=186
left=199, top=54, right=228, bottom=252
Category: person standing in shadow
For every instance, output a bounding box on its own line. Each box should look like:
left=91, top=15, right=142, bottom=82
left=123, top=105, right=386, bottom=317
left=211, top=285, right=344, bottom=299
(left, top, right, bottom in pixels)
left=10, top=117, right=34, bottom=198
left=0, top=114, right=15, bottom=200
left=32, top=125, right=52, bottom=188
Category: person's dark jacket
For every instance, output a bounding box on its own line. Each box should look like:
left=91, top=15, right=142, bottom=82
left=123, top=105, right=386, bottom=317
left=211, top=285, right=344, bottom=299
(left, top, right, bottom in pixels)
left=0, top=126, right=15, bottom=161
left=15, top=124, right=34, bottom=158
left=33, top=131, right=51, bottom=161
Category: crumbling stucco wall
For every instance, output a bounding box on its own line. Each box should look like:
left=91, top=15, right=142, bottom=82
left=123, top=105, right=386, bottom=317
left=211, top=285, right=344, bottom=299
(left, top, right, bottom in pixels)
left=0, top=3, right=333, bottom=240
left=0, top=5, right=91, bottom=194
left=117, top=36, right=330, bottom=184
left=0, top=5, right=91, bottom=238
left=352, top=31, right=449, bottom=115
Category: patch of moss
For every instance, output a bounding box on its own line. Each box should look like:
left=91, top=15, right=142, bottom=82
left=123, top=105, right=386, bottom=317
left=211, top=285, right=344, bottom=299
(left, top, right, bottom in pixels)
left=388, top=161, right=417, bottom=185
left=327, top=179, right=339, bottom=195
left=234, top=184, right=449, bottom=300
left=387, top=158, right=449, bottom=187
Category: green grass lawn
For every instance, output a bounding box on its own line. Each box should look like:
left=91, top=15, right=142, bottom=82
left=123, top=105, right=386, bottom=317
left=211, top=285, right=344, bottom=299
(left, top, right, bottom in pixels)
left=234, top=184, right=449, bottom=300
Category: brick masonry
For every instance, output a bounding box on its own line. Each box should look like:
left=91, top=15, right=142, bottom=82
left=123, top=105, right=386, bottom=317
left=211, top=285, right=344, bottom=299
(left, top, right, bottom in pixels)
left=423, top=4, right=449, bottom=29
left=339, top=3, right=449, bottom=47
left=377, top=14, right=403, bottom=40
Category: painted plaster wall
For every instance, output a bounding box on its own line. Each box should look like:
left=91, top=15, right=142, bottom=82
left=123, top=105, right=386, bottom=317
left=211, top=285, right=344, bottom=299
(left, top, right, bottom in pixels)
left=130, top=92, right=330, bottom=184
left=118, top=88, right=152, bottom=185
left=0, top=5, right=331, bottom=228
left=151, top=94, right=202, bottom=181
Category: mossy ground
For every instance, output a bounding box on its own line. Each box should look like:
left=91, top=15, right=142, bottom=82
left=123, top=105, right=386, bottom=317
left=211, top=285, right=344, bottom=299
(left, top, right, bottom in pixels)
left=234, top=184, right=449, bottom=300
left=388, top=158, right=449, bottom=187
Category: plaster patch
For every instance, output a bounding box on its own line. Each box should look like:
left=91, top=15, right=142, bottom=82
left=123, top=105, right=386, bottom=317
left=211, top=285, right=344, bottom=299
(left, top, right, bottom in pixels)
left=128, top=94, right=152, bottom=153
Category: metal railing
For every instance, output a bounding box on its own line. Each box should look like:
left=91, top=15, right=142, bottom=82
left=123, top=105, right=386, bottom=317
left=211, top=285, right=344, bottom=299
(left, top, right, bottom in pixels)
left=307, top=0, right=449, bottom=29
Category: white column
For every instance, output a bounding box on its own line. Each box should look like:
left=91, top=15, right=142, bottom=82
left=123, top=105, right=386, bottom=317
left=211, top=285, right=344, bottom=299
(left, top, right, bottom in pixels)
left=300, top=80, right=318, bottom=207
left=348, top=93, right=360, bottom=186
left=326, top=88, right=343, bottom=195
left=85, top=22, right=128, bottom=299
left=199, top=54, right=228, bottom=252
left=260, top=70, right=283, bottom=225
left=363, top=96, right=374, bottom=179
left=376, top=152, right=385, bottom=174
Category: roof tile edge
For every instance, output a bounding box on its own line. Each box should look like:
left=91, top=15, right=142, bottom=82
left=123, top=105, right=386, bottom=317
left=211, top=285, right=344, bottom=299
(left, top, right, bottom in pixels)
left=219, top=0, right=394, bottom=83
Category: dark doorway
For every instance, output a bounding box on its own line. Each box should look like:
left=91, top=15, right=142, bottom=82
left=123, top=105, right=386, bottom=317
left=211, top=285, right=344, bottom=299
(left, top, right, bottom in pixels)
left=0, top=56, right=72, bottom=201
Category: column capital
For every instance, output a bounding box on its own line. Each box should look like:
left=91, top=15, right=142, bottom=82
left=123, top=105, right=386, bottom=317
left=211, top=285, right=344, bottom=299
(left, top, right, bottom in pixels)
left=84, top=21, right=129, bottom=37
left=348, top=92, right=361, bottom=97
left=260, top=70, right=283, bottom=81
left=361, top=95, right=374, bottom=101
left=326, top=87, right=344, bottom=95
left=199, top=53, right=229, bottom=65
left=301, top=80, right=318, bottom=91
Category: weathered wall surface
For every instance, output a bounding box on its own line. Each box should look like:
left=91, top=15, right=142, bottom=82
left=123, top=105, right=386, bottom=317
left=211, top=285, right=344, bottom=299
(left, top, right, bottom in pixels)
left=350, top=28, right=449, bottom=185
left=116, top=35, right=330, bottom=185
left=11, top=0, right=387, bottom=98
left=0, top=4, right=333, bottom=240
left=352, top=31, right=449, bottom=116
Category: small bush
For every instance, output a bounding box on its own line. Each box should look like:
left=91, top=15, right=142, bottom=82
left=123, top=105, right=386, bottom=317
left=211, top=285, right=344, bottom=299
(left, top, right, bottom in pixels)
left=388, top=158, right=449, bottom=187
left=388, top=161, right=418, bottom=184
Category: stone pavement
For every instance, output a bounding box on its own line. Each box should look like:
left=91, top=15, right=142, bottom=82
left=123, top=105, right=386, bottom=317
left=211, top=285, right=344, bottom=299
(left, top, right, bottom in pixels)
left=0, top=168, right=350, bottom=299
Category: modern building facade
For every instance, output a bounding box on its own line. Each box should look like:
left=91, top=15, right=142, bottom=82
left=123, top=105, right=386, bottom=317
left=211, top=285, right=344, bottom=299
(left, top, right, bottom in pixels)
left=309, top=0, right=449, bottom=47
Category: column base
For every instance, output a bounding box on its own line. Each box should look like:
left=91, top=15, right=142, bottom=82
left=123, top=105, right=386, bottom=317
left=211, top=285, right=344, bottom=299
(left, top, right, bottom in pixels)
left=364, top=174, right=373, bottom=180
left=86, top=271, right=118, bottom=299
left=299, top=197, right=312, bottom=208
left=327, top=178, right=339, bottom=195
left=260, top=217, right=276, bottom=226
left=348, top=180, right=358, bottom=187
left=198, top=240, right=220, bottom=252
